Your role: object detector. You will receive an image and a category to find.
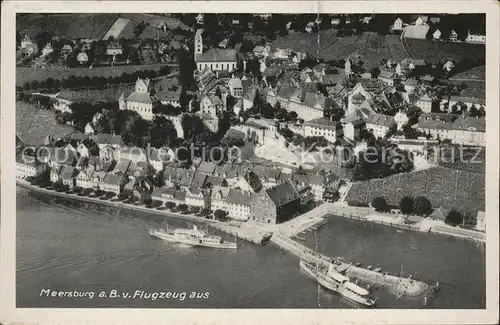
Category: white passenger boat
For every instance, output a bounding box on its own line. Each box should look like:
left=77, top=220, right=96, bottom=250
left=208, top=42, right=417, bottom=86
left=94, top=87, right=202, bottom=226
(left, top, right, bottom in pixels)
left=300, top=260, right=376, bottom=307
left=148, top=225, right=238, bottom=249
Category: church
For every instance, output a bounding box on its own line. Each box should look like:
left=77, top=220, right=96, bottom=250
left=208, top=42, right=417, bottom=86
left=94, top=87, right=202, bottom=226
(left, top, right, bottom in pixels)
left=119, top=78, right=159, bottom=121
left=194, top=29, right=238, bottom=72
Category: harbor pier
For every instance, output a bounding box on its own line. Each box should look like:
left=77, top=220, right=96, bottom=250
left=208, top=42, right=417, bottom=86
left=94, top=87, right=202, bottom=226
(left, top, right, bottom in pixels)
left=270, top=233, right=430, bottom=297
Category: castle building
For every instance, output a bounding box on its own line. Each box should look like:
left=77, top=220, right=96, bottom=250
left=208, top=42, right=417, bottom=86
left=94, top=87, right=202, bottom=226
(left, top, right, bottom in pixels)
left=194, top=29, right=237, bottom=72
left=119, top=78, right=159, bottom=121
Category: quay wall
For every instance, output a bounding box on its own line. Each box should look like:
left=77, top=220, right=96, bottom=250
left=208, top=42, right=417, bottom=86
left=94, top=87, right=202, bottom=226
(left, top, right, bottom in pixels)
left=17, top=181, right=270, bottom=245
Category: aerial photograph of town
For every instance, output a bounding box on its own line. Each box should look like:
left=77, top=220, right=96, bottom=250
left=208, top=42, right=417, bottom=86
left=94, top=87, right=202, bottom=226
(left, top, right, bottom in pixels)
left=15, top=12, right=486, bottom=309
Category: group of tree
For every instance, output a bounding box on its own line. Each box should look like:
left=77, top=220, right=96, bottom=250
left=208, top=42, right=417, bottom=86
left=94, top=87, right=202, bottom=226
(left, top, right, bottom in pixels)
left=352, top=142, right=414, bottom=181
left=371, top=196, right=433, bottom=216
left=20, top=67, right=171, bottom=92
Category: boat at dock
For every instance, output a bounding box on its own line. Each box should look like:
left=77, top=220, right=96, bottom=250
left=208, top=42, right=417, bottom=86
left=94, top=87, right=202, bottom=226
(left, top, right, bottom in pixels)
left=148, top=225, right=238, bottom=249
left=300, top=260, right=376, bottom=307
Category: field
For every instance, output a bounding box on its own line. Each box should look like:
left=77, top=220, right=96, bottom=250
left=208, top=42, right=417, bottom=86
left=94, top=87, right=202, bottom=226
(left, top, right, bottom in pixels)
left=270, top=30, right=339, bottom=57
left=118, top=14, right=191, bottom=40
left=17, top=14, right=119, bottom=40
left=16, top=101, right=74, bottom=146
left=102, top=18, right=131, bottom=41
left=16, top=64, right=173, bottom=86
left=404, top=39, right=485, bottom=63
left=272, top=32, right=407, bottom=69
left=17, top=13, right=190, bottom=41
left=345, top=166, right=484, bottom=216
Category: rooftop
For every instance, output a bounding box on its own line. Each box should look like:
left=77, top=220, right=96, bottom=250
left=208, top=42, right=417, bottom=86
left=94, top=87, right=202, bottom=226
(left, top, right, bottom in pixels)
left=265, top=180, right=300, bottom=207
left=195, top=48, right=237, bottom=63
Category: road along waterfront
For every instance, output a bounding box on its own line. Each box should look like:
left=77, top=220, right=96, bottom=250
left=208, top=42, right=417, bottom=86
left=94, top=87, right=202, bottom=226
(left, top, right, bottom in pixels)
left=16, top=186, right=485, bottom=308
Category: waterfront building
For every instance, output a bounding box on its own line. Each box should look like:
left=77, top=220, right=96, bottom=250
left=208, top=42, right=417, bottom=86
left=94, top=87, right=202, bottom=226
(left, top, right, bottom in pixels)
left=194, top=29, right=237, bottom=72
left=303, top=118, right=340, bottom=143
left=291, top=173, right=328, bottom=202
left=186, top=186, right=208, bottom=208
left=50, top=166, right=63, bottom=183
left=210, top=186, right=230, bottom=212
left=16, top=155, right=47, bottom=179
left=225, top=189, right=253, bottom=221
left=60, top=166, right=78, bottom=189
left=75, top=169, right=94, bottom=189
left=90, top=170, right=107, bottom=189
left=119, top=78, right=160, bottom=121
left=153, top=187, right=187, bottom=205
left=101, top=173, right=124, bottom=194
left=249, top=180, right=300, bottom=224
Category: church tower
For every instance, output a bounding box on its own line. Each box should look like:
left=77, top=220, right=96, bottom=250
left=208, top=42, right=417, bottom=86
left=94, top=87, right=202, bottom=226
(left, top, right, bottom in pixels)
left=195, top=29, right=203, bottom=55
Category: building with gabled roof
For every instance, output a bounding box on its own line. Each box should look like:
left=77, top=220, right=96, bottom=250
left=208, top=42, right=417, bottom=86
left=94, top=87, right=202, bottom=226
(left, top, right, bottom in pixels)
left=119, top=78, right=159, bottom=121
left=365, top=113, right=396, bottom=138
left=249, top=180, right=300, bottom=224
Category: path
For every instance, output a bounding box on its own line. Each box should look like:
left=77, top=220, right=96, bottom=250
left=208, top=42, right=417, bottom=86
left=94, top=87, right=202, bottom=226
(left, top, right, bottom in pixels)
left=400, top=28, right=413, bottom=59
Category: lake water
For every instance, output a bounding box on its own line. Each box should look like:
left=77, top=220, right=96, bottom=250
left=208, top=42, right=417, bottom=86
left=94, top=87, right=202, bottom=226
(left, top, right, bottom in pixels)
left=16, top=190, right=485, bottom=309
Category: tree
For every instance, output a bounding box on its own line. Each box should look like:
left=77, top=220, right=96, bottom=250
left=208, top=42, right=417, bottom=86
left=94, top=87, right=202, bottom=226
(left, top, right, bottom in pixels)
left=214, top=209, right=227, bottom=220
left=414, top=196, right=433, bottom=217
left=140, top=192, right=152, bottom=205
left=371, top=197, right=389, bottom=212
left=105, top=191, right=116, bottom=199
left=399, top=196, right=414, bottom=215
left=165, top=201, right=176, bottom=210
left=178, top=203, right=188, bottom=211
left=152, top=200, right=163, bottom=208
left=445, top=209, right=463, bottom=225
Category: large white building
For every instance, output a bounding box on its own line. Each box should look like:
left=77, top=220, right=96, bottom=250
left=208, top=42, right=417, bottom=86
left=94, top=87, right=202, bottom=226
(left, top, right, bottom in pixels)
left=417, top=113, right=485, bottom=146
left=303, top=118, right=340, bottom=143
left=288, top=89, right=336, bottom=121
left=365, top=113, right=396, bottom=138
left=194, top=29, right=237, bottom=72
left=119, top=78, right=159, bottom=121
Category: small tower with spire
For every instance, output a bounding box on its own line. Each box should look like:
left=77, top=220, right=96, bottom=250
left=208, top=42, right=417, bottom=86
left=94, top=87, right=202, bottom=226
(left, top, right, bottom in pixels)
left=119, top=93, right=126, bottom=110
left=195, top=29, right=203, bottom=55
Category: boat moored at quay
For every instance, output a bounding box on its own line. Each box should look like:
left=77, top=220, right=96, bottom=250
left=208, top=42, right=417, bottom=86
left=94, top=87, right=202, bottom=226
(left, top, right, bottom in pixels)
left=300, top=260, right=376, bottom=307
left=148, top=224, right=238, bottom=249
